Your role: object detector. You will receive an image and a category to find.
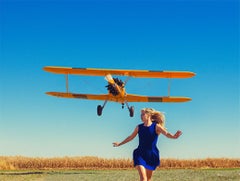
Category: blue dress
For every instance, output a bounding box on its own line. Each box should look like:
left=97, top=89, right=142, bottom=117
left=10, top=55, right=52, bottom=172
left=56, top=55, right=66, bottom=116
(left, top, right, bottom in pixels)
left=133, top=122, right=160, bottom=170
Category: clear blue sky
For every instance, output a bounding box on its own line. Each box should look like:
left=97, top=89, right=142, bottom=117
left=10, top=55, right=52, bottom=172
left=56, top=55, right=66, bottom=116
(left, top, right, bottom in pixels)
left=1, top=0, right=239, bottom=159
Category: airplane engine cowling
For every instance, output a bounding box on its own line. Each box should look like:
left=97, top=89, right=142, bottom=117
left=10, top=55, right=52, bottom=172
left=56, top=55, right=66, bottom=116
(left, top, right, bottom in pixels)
left=106, top=84, right=119, bottom=96
left=105, top=78, right=124, bottom=96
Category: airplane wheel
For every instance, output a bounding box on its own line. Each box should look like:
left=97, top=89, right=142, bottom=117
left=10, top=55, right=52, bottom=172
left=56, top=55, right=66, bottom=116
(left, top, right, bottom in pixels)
left=129, top=106, right=134, bottom=117
left=97, top=105, right=103, bottom=116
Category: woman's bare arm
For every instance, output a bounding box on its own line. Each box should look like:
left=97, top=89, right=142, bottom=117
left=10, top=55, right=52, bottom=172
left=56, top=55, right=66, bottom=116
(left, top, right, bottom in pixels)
left=156, top=124, right=182, bottom=139
left=113, top=126, right=138, bottom=147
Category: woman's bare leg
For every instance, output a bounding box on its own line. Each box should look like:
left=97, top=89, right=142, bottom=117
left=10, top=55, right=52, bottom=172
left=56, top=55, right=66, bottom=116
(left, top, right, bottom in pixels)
left=146, top=169, right=153, bottom=181
left=135, top=165, right=147, bottom=181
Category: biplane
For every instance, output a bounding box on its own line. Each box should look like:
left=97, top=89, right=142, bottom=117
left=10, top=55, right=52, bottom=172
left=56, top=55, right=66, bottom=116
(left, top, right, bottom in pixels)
left=43, top=66, right=195, bottom=117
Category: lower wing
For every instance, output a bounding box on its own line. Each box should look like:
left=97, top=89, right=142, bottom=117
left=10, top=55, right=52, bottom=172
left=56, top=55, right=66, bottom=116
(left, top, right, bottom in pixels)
left=46, top=92, right=109, bottom=100
left=126, top=94, right=191, bottom=102
left=46, top=92, right=191, bottom=103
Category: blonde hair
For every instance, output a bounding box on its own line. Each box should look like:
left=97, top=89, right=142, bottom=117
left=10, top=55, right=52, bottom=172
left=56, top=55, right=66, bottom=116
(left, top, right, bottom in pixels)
left=141, top=108, right=165, bottom=127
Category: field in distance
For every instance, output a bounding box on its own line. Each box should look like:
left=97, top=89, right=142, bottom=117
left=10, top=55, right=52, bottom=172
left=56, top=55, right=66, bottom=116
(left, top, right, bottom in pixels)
left=0, top=156, right=239, bottom=170
left=0, top=156, right=239, bottom=180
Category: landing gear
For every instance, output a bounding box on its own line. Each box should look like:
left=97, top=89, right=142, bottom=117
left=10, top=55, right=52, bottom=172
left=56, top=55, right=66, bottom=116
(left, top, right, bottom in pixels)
left=125, top=101, right=134, bottom=117
left=97, top=101, right=134, bottom=117
left=97, top=105, right=103, bottom=116
left=97, top=100, right=107, bottom=116
left=129, top=106, right=134, bottom=117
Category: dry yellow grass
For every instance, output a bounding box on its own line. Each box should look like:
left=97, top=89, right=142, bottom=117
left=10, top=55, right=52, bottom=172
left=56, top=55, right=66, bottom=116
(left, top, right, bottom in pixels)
left=160, top=158, right=240, bottom=169
left=0, top=156, right=239, bottom=170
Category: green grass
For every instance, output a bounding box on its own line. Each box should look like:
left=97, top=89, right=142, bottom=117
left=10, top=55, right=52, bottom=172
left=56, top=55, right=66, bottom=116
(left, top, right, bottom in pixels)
left=0, top=169, right=239, bottom=181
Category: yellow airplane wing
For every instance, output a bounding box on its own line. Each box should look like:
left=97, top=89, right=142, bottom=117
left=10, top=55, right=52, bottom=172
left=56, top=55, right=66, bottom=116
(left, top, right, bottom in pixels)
left=46, top=92, right=126, bottom=103
left=43, top=66, right=195, bottom=78
left=46, top=92, right=109, bottom=100
left=126, top=94, right=191, bottom=102
left=46, top=92, right=191, bottom=103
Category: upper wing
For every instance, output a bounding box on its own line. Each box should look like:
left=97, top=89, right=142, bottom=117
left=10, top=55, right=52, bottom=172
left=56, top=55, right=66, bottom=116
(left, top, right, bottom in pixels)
left=43, top=66, right=195, bottom=78
left=46, top=92, right=191, bottom=103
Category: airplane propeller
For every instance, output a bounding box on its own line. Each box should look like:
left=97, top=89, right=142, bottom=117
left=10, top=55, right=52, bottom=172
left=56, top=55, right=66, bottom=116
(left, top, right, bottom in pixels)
left=104, top=74, right=124, bottom=96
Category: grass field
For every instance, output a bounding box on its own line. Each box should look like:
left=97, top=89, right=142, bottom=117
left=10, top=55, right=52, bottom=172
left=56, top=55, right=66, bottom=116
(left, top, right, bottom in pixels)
left=0, top=156, right=239, bottom=180
left=0, top=169, right=240, bottom=181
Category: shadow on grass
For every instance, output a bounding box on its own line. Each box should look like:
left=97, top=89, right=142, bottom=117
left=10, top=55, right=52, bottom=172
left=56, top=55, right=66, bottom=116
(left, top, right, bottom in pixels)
left=0, top=171, right=98, bottom=175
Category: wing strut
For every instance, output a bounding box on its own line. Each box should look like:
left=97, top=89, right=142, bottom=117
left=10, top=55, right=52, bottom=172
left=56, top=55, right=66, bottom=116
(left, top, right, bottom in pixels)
left=66, top=74, right=69, bottom=93
left=124, top=76, right=131, bottom=85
